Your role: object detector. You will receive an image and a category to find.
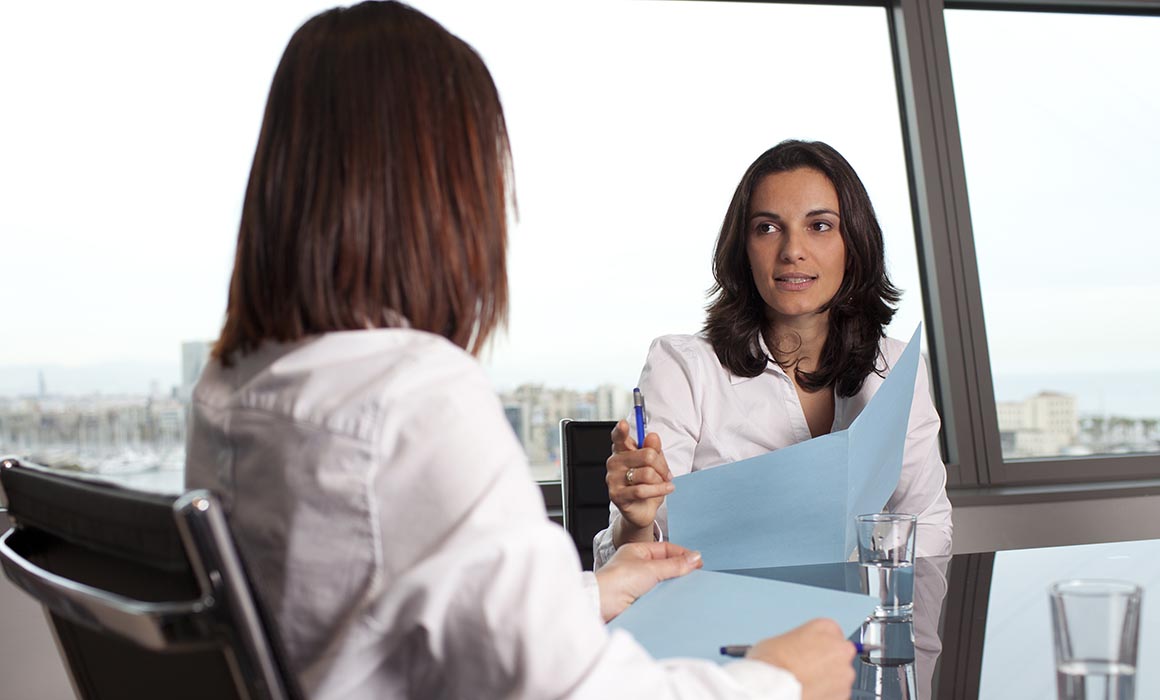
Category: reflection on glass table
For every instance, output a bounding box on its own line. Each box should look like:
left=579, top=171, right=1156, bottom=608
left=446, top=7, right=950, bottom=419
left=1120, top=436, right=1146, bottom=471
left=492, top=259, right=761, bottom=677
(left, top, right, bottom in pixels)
left=974, top=539, right=1160, bottom=700
left=8, top=463, right=1160, bottom=699
left=728, top=554, right=948, bottom=700
left=730, top=538, right=1160, bottom=700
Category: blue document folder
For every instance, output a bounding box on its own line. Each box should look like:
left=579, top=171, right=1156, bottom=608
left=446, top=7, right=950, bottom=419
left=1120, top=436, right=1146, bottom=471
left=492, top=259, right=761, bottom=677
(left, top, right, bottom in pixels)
left=608, top=569, right=878, bottom=663
left=666, top=326, right=923, bottom=570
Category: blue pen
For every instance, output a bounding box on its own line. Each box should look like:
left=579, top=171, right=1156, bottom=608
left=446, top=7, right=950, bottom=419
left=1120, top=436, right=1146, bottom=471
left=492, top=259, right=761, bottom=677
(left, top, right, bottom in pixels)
left=719, top=642, right=882, bottom=658
left=633, top=388, right=646, bottom=449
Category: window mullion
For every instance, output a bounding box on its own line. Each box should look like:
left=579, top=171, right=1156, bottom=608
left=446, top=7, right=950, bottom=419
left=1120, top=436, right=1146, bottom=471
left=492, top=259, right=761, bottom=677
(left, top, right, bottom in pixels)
left=888, top=0, right=1003, bottom=487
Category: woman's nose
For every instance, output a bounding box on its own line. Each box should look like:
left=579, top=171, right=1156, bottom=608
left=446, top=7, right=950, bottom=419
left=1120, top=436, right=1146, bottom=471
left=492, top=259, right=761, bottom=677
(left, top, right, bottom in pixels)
left=778, top=230, right=807, bottom=262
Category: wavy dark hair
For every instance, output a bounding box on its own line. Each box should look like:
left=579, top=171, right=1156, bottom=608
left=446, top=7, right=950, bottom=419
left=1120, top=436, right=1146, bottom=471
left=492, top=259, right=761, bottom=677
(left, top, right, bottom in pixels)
left=703, top=140, right=900, bottom=398
left=215, top=1, right=512, bottom=364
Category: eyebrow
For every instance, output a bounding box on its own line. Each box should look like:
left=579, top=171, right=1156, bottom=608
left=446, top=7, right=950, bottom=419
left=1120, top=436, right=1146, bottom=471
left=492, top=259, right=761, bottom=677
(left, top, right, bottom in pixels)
left=748, top=208, right=840, bottom=221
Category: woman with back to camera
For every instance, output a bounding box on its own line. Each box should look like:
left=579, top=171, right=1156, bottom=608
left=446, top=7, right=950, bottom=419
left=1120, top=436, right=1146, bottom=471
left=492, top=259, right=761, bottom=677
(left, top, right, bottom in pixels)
left=185, top=3, right=856, bottom=698
left=595, top=140, right=953, bottom=567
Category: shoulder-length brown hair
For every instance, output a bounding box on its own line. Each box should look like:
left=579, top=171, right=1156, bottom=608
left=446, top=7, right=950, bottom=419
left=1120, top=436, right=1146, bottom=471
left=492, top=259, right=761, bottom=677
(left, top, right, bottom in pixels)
left=214, top=0, right=512, bottom=364
left=703, top=140, right=900, bottom=398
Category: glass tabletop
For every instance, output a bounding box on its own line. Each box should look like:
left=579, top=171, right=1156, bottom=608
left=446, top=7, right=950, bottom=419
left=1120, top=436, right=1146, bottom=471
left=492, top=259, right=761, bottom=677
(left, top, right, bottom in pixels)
left=730, top=538, right=1160, bottom=699
left=9, top=461, right=1158, bottom=698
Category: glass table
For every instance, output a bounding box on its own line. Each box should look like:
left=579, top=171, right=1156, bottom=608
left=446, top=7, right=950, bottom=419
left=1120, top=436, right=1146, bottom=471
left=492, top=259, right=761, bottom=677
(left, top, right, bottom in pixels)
left=8, top=462, right=1158, bottom=699
left=732, top=538, right=1160, bottom=699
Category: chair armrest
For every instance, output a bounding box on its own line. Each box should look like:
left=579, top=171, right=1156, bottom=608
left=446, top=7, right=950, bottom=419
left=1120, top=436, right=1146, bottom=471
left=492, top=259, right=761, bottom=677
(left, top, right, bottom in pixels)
left=0, top=528, right=215, bottom=651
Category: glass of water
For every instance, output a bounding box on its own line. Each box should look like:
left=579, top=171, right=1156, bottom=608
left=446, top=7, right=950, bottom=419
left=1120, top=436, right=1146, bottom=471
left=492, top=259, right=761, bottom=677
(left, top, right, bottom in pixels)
left=856, top=513, right=917, bottom=620
left=1050, top=579, right=1142, bottom=700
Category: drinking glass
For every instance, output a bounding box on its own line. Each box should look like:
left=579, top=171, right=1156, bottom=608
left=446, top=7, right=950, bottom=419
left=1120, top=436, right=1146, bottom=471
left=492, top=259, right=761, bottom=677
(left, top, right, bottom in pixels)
left=856, top=513, right=917, bottom=620
left=1050, top=579, right=1141, bottom=700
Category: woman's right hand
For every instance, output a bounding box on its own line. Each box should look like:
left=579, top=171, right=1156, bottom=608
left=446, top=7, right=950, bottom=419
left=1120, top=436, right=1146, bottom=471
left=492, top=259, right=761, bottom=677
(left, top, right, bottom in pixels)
left=746, top=619, right=857, bottom=700
left=606, top=419, right=674, bottom=545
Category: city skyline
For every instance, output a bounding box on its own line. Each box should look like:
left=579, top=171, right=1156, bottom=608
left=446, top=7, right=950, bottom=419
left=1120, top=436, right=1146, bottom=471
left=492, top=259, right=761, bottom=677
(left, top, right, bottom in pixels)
left=5, top=356, right=1160, bottom=419
left=4, top=374, right=1157, bottom=485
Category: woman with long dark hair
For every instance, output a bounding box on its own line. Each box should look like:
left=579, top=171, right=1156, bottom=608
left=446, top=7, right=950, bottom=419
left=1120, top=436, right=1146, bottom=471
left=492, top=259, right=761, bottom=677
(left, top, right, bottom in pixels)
left=185, top=5, right=855, bottom=698
left=596, top=140, right=952, bottom=566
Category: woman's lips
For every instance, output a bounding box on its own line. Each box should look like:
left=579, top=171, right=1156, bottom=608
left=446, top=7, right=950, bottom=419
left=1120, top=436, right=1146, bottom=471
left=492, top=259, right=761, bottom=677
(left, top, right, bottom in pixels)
left=774, top=275, right=817, bottom=292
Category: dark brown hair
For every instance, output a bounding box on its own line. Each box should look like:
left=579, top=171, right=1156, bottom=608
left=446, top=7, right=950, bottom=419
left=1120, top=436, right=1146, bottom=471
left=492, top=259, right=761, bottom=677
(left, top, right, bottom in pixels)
left=703, top=140, right=900, bottom=398
left=214, top=1, right=512, bottom=363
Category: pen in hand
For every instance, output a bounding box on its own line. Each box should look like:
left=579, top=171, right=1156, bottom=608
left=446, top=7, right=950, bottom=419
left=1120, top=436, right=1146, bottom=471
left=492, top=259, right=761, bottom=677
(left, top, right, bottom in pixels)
left=633, top=388, right=646, bottom=449
left=719, top=642, right=882, bottom=658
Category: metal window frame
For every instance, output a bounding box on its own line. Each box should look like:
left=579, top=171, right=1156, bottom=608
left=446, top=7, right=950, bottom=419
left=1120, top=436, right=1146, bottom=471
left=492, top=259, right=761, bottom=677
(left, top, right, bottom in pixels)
left=890, top=0, right=1160, bottom=487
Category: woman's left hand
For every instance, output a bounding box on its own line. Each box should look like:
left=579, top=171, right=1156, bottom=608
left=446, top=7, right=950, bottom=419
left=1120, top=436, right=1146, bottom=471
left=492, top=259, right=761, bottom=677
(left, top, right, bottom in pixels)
left=593, top=541, right=703, bottom=622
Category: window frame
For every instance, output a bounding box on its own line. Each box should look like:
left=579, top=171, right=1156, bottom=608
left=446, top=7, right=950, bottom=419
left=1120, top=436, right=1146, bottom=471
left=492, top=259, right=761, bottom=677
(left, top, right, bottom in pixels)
left=890, top=0, right=1160, bottom=488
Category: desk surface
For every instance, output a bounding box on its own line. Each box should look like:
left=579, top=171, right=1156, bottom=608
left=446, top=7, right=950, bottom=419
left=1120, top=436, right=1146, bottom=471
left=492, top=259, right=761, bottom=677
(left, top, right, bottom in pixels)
left=12, top=464, right=1158, bottom=699
left=737, top=538, right=1160, bottom=699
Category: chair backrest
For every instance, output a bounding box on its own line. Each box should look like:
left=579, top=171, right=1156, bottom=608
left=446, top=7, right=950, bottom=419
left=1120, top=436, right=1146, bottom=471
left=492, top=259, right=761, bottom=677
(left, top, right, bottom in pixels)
left=559, top=420, right=615, bottom=570
left=0, top=458, right=303, bottom=700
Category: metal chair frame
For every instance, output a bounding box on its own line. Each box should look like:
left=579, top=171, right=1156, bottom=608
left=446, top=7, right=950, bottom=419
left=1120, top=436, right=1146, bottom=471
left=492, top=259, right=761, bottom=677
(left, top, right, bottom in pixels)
left=0, top=457, right=301, bottom=700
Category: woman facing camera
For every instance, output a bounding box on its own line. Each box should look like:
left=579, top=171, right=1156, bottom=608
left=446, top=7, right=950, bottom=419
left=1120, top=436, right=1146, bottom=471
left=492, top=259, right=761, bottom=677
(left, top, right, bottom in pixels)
left=185, top=4, right=855, bottom=699
left=596, top=140, right=952, bottom=567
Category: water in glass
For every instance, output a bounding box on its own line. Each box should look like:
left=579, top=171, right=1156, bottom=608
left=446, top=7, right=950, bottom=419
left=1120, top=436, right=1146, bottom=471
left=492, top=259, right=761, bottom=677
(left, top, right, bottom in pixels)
left=1056, top=660, right=1136, bottom=700
left=864, top=561, right=914, bottom=620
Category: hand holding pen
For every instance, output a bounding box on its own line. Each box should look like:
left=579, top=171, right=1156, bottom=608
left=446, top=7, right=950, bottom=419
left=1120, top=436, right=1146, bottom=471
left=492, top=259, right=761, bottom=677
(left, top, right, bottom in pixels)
left=722, top=620, right=857, bottom=700
left=606, top=388, right=674, bottom=541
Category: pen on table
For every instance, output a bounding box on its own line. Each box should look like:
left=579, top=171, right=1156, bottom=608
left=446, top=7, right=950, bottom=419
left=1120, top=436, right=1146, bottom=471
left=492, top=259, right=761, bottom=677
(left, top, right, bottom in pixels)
left=633, top=387, right=646, bottom=449
left=719, top=642, right=883, bottom=658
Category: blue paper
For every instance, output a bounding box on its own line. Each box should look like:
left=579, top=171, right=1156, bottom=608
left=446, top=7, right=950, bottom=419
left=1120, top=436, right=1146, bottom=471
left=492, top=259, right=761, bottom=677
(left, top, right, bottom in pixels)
left=608, top=569, right=878, bottom=663
left=667, top=325, right=923, bottom=570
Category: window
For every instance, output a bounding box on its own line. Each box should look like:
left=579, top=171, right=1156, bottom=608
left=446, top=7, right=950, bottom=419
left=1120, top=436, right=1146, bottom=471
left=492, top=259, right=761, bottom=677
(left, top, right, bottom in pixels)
left=0, top=1, right=926, bottom=484
left=946, top=9, right=1160, bottom=464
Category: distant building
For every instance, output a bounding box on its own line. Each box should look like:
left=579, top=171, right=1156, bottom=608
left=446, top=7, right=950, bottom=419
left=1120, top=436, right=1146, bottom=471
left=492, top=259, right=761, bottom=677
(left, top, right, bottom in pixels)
left=503, top=404, right=523, bottom=443
left=594, top=384, right=631, bottom=422
left=996, top=391, right=1078, bottom=458
left=497, top=384, right=630, bottom=467
left=180, top=341, right=213, bottom=402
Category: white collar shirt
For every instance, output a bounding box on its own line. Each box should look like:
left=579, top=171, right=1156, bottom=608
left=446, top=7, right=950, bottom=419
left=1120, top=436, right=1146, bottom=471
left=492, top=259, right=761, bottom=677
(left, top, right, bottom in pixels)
left=594, top=333, right=953, bottom=568
left=186, top=328, right=800, bottom=700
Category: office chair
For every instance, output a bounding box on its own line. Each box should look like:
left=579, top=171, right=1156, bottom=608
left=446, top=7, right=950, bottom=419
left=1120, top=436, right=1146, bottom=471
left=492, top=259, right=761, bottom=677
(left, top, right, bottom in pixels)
left=0, top=457, right=303, bottom=700
left=559, top=420, right=616, bottom=569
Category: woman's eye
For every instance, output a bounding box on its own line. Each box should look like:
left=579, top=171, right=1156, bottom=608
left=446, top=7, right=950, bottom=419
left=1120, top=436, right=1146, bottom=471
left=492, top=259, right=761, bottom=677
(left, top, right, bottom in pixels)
left=811, top=221, right=834, bottom=232
left=756, top=222, right=778, bottom=235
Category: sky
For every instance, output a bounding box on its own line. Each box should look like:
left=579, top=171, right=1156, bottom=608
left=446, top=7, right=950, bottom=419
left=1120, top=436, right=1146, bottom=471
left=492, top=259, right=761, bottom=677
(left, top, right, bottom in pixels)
left=0, top=2, right=1156, bottom=407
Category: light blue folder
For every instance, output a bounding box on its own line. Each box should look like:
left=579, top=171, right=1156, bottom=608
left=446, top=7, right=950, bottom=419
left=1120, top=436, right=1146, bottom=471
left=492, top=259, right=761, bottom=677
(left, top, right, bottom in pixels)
left=608, top=569, right=878, bottom=663
left=667, top=325, right=923, bottom=571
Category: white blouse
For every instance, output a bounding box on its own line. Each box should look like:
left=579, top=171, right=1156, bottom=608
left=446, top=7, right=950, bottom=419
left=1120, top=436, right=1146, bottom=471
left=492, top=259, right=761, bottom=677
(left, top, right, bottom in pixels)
left=186, top=329, right=800, bottom=699
left=594, top=333, right=953, bottom=569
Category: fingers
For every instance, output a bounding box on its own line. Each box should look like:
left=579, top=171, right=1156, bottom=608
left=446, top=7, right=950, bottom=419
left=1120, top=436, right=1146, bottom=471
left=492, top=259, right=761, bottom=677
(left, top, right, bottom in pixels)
left=640, top=432, right=671, bottom=481
left=607, top=443, right=671, bottom=482
left=624, top=482, right=675, bottom=501
left=607, top=466, right=673, bottom=503
left=606, top=422, right=673, bottom=530
left=641, top=542, right=704, bottom=573
left=613, top=541, right=703, bottom=583
left=746, top=617, right=855, bottom=699
left=611, top=420, right=634, bottom=452
left=644, top=549, right=703, bottom=582
left=802, top=618, right=844, bottom=639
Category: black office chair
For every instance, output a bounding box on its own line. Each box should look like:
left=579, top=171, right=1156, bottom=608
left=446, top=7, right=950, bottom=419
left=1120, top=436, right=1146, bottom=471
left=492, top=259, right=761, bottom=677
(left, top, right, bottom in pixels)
left=0, top=457, right=303, bottom=700
left=559, top=420, right=616, bottom=570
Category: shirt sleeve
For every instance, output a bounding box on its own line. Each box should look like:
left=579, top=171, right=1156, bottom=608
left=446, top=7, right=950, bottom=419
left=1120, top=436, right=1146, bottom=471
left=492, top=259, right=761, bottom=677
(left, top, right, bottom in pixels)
left=885, top=352, right=954, bottom=557
left=593, top=336, right=701, bottom=568
left=373, top=354, right=801, bottom=700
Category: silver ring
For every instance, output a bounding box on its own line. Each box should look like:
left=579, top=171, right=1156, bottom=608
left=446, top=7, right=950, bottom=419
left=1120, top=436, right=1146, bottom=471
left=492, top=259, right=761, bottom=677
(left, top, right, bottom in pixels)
left=625, top=468, right=636, bottom=486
